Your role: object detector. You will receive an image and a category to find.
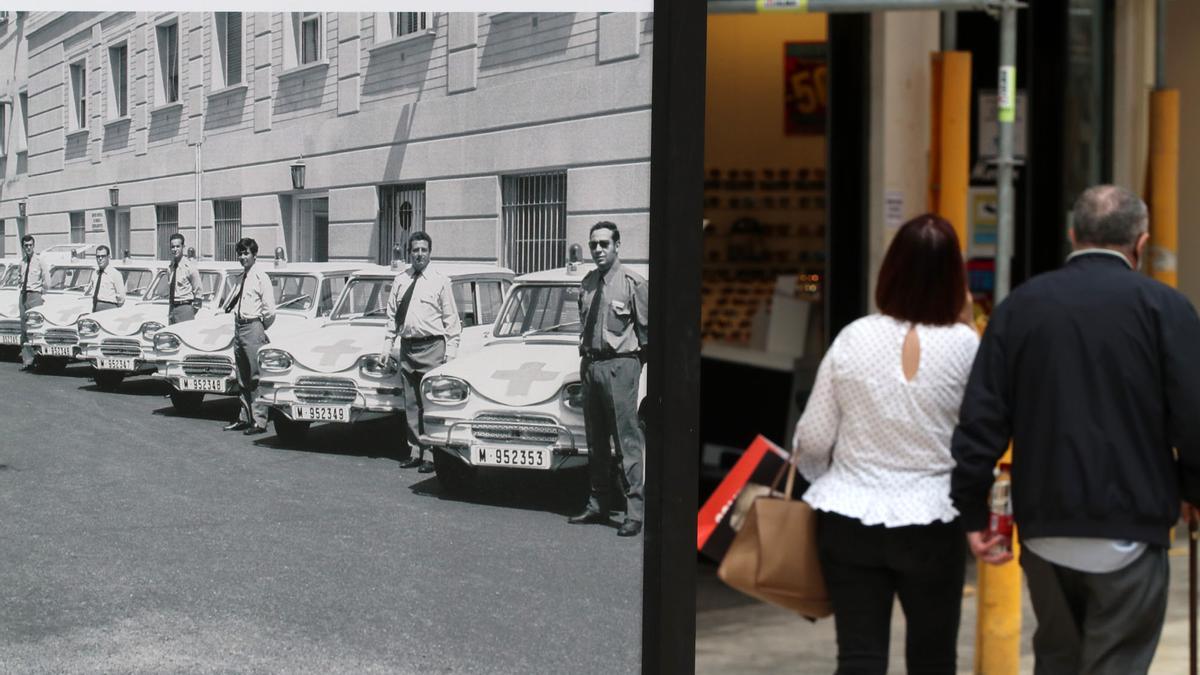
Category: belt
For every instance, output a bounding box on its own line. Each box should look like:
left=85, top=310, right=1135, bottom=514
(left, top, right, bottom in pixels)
left=404, top=334, right=444, bottom=344
left=235, top=316, right=262, bottom=325
left=580, top=348, right=640, bottom=361
left=171, top=300, right=194, bottom=306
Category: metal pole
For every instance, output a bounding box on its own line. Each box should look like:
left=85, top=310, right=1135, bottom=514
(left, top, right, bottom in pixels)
left=993, top=0, right=1016, bottom=303
left=1156, top=0, right=1166, bottom=90
left=707, top=0, right=998, bottom=14
left=942, top=10, right=957, bottom=50
left=194, top=142, right=202, bottom=258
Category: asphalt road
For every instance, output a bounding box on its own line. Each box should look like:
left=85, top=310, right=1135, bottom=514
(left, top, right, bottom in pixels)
left=0, top=356, right=642, bottom=674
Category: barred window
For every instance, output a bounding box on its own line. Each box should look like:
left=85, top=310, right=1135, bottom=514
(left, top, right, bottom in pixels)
left=69, top=212, right=85, bottom=244
left=501, top=172, right=567, bottom=275
left=213, top=199, right=242, bottom=262
left=155, top=204, right=179, bottom=260
left=392, top=12, right=429, bottom=38
left=377, top=184, right=425, bottom=265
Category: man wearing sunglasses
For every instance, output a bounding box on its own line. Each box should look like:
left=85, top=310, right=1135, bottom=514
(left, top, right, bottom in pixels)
left=85, top=245, right=127, bottom=313
left=569, top=221, right=649, bottom=537
left=17, top=234, right=51, bottom=370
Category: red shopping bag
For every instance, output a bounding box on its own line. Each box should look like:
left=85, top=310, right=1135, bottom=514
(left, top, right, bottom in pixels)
left=697, top=435, right=795, bottom=563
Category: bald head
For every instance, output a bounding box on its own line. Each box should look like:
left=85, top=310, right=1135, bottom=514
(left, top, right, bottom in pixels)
left=1070, top=185, right=1148, bottom=249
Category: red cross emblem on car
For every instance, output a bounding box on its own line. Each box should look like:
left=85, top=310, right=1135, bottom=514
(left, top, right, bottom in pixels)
left=493, top=361, right=558, bottom=396
left=311, top=338, right=361, bottom=367
left=109, top=312, right=149, bottom=333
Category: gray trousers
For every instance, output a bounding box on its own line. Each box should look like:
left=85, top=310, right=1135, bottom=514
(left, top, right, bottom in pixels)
left=93, top=300, right=119, bottom=312
left=168, top=303, right=197, bottom=325
left=233, top=320, right=269, bottom=427
left=19, top=291, right=44, bottom=367
left=581, top=355, right=644, bottom=522
left=400, top=337, right=446, bottom=457
left=1021, top=545, right=1168, bottom=675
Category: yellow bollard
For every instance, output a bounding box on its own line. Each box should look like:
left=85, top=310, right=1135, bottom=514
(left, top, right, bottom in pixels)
left=928, top=51, right=972, bottom=248
left=971, top=448, right=1022, bottom=674
left=1147, top=88, right=1179, bottom=287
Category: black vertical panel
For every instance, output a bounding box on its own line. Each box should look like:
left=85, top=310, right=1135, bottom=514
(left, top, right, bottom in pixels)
left=643, top=2, right=703, bottom=673
left=825, top=14, right=870, bottom=340
left=1025, top=0, right=1067, bottom=283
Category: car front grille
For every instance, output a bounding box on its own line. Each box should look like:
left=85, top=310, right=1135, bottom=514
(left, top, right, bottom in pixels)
left=183, top=355, right=235, bottom=378
left=0, top=319, right=20, bottom=336
left=100, top=339, right=142, bottom=358
left=470, top=413, right=561, bottom=445
left=295, top=377, right=358, bottom=404
left=45, top=328, right=79, bottom=345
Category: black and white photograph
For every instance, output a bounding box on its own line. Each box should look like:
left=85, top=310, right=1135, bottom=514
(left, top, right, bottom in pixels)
left=0, top=6, right=671, bottom=672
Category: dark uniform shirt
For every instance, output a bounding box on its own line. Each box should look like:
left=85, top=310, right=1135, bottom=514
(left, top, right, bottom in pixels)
left=578, top=261, right=648, bottom=355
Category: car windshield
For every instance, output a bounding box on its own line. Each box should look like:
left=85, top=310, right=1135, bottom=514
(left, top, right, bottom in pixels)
left=120, top=268, right=156, bottom=297
left=330, top=277, right=393, bottom=321
left=47, top=266, right=95, bottom=293
left=270, top=274, right=319, bottom=312
left=0, top=266, right=19, bottom=288
left=145, top=269, right=222, bottom=302
left=493, top=284, right=582, bottom=338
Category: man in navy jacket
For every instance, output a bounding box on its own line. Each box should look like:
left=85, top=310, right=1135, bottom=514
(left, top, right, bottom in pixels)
left=951, top=184, right=1200, bottom=674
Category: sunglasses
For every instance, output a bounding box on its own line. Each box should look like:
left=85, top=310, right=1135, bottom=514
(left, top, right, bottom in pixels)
left=588, top=240, right=612, bottom=250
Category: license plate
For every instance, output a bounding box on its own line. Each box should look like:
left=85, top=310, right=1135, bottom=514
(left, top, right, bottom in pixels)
left=40, top=345, right=74, bottom=357
left=294, top=405, right=350, bottom=422
left=0, top=334, right=18, bottom=345
left=95, top=357, right=135, bottom=371
left=472, top=445, right=552, bottom=470
left=181, top=377, right=226, bottom=392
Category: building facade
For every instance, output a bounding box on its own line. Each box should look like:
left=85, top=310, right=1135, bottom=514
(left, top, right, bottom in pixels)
left=0, top=11, right=653, bottom=272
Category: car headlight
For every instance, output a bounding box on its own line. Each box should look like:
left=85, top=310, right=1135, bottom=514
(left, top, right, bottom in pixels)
left=154, top=332, right=181, bottom=354
left=259, top=348, right=294, bottom=372
left=422, top=376, right=470, bottom=404
left=78, top=318, right=100, bottom=338
left=561, top=382, right=585, bottom=411
left=358, top=354, right=397, bottom=379
left=25, top=311, right=43, bottom=329
left=139, top=321, right=165, bottom=342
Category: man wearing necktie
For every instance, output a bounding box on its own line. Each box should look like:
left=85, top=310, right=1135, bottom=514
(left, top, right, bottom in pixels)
left=568, top=221, right=649, bottom=537
left=223, top=237, right=276, bottom=435
left=86, top=245, right=126, bottom=313
left=166, top=233, right=203, bottom=325
left=379, top=231, right=461, bottom=474
left=18, top=234, right=52, bottom=370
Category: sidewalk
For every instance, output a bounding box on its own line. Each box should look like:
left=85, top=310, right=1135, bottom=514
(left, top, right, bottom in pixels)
left=696, top=532, right=1193, bottom=674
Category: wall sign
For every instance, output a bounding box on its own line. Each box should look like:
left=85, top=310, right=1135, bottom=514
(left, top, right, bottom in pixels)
left=784, top=42, right=827, bottom=136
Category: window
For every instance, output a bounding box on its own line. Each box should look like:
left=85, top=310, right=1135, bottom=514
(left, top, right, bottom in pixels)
left=69, top=212, right=85, bottom=243
left=453, top=282, right=477, bottom=327
left=155, top=204, right=179, bottom=260
left=107, top=209, right=130, bottom=258
left=213, top=199, right=242, bottom=261
left=377, top=184, right=425, bottom=265
left=501, top=172, right=567, bottom=275
left=0, top=102, right=6, bottom=156
left=318, top=275, right=347, bottom=317
left=109, top=43, right=128, bottom=118
left=156, top=22, right=179, bottom=105
left=14, top=92, right=27, bottom=156
left=288, top=12, right=322, bottom=67
left=290, top=197, right=328, bottom=263
left=214, top=12, right=242, bottom=87
left=69, top=60, right=87, bottom=129
left=477, top=281, right=506, bottom=325
left=390, top=12, right=430, bottom=39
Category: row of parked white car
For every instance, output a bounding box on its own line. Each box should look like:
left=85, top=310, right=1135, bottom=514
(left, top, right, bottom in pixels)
left=0, top=251, right=646, bottom=493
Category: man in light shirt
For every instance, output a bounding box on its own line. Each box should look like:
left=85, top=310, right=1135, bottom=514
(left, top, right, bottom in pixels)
left=223, top=237, right=276, bottom=436
left=166, top=233, right=203, bottom=325
left=379, top=231, right=461, bottom=474
left=86, top=245, right=126, bottom=312
left=18, top=234, right=52, bottom=369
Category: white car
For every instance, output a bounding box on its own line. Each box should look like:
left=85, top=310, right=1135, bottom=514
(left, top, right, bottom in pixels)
left=417, top=262, right=648, bottom=493
left=0, top=264, right=23, bottom=353
left=25, top=259, right=170, bottom=371
left=0, top=262, right=100, bottom=357
left=150, top=261, right=362, bottom=414
left=256, top=262, right=514, bottom=443
left=77, top=260, right=244, bottom=391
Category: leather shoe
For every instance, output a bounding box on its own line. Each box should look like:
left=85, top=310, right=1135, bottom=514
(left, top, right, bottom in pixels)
left=243, top=425, right=268, bottom=436
left=223, top=421, right=251, bottom=431
left=417, top=460, right=435, bottom=474
left=398, top=456, right=423, bottom=469
left=617, top=520, right=642, bottom=537
left=568, top=509, right=609, bottom=525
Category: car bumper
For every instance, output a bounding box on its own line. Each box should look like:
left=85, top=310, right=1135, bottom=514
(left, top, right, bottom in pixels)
left=80, top=341, right=158, bottom=374
left=256, top=379, right=403, bottom=423
left=420, top=414, right=590, bottom=471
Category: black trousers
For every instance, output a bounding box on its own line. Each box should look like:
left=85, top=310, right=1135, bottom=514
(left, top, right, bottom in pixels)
left=233, top=320, right=269, bottom=427
left=399, top=337, right=445, bottom=456
left=816, top=511, right=966, bottom=675
left=581, top=355, right=644, bottom=522
left=1021, top=545, right=1168, bottom=675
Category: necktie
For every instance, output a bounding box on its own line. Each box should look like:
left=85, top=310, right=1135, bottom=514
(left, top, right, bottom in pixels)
left=22, top=255, right=31, bottom=294
left=227, top=272, right=246, bottom=316
left=395, top=271, right=422, bottom=329
left=169, top=263, right=178, bottom=305
left=92, top=267, right=104, bottom=311
left=581, top=277, right=605, bottom=351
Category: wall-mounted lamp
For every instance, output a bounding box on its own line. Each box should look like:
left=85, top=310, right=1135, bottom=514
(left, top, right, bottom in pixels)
left=290, top=157, right=306, bottom=191
left=17, top=200, right=26, bottom=218
left=108, top=185, right=119, bottom=207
